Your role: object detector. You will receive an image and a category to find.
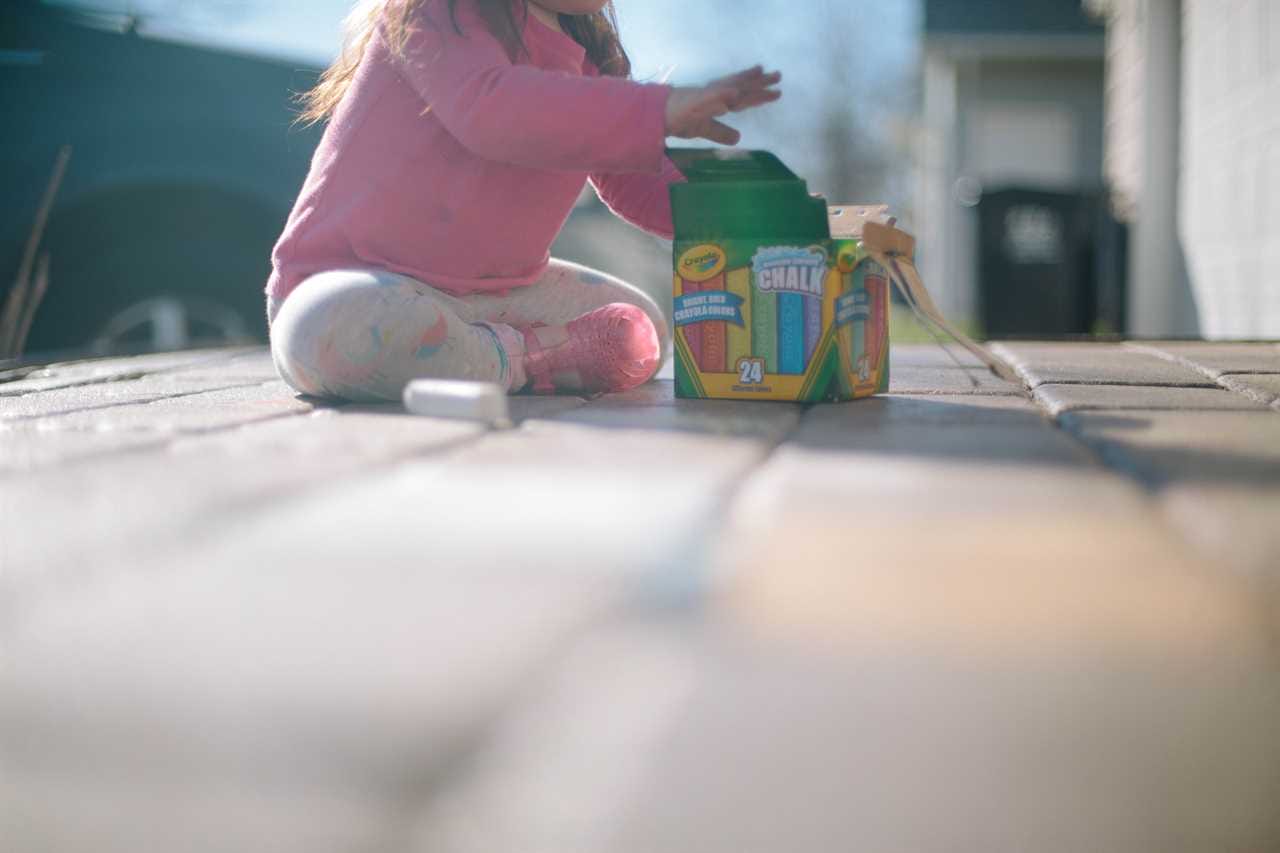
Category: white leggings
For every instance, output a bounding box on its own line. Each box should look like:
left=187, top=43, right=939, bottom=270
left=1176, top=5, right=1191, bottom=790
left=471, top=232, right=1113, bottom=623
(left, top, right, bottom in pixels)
left=268, top=260, right=669, bottom=402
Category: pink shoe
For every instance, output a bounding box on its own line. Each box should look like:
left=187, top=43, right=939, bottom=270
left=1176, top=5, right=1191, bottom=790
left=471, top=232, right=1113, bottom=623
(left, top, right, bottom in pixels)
left=519, top=303, right=659, bottom=394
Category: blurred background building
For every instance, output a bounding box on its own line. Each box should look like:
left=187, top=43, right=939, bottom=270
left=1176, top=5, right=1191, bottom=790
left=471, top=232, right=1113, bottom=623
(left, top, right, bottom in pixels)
left=913, top=0, right=1120, bottom=338
left=1089, top=0, right=1280, bottom=339
left=1, top=0, right=1276, bottom=358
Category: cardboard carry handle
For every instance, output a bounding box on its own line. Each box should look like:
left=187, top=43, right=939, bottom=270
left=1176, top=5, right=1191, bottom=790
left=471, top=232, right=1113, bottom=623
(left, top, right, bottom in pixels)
left=861, top=221, right=1021, bottom=385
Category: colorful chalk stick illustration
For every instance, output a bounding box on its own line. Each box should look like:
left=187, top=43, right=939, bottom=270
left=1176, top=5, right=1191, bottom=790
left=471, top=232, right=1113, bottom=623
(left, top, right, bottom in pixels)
left=804, top=293, right=822, bottom=362
left=777, top=293, right=805, bottom=374
left=726, top=268, right=753, bottom=369
left=680, top=278, right=702, bottom=364
left=848, top=259, right=888, bottom=382
left=851, top=297, right=866, bottom=373
left=864, top=270, right=887, bottom=370
left=751, top=285, right=777, bottom=374
left=698, top=273, right=727, bottom=373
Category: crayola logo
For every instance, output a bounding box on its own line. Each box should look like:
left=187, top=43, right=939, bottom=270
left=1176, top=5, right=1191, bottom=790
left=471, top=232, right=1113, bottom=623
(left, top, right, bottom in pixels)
left=678, top=244, right=727, bottom=282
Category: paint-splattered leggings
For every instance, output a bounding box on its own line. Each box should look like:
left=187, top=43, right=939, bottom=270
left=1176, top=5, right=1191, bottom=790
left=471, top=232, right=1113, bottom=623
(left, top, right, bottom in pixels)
left=267, top=260, right=669, bottom=402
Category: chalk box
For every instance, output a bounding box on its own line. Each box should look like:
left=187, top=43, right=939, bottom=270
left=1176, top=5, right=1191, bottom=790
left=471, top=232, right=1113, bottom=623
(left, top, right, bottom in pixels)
left=668, top=149, right=890, bottom=401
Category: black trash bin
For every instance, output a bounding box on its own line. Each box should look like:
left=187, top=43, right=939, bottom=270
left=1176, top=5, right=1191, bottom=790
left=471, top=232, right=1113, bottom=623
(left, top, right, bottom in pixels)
left=977, top=188, right=1126, bottom=337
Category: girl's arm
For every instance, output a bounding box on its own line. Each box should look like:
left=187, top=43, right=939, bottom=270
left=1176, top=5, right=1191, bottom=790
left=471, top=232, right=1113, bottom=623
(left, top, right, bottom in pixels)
left=585, top=65, right=781, bottom=236
left=392, top=1, right=668, bottom=174
left=589, top=157, right=686, bottom=239
left=585, top=66, right=784, bottom=234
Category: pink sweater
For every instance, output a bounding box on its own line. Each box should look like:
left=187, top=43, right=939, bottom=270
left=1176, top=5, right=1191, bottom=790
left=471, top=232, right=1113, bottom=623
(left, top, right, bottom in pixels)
left=267, top=0, right=682, bottom=299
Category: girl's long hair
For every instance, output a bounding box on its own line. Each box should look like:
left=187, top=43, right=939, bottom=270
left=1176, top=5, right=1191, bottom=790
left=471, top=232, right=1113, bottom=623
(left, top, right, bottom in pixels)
left=297, top=0, right=630, bottom=125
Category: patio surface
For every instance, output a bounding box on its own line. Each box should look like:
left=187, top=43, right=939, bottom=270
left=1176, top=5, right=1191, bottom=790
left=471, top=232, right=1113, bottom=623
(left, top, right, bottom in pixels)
left=3, top=340, right=1280, bottom=852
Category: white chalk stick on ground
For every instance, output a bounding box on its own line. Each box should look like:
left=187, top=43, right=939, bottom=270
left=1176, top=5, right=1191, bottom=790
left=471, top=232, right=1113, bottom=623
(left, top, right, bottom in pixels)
left=402, top=379, right=510, bottom=427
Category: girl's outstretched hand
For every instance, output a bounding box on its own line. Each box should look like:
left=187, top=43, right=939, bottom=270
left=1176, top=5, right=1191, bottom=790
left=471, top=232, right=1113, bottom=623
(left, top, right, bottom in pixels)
left=665, top=66, right=782, bottom=146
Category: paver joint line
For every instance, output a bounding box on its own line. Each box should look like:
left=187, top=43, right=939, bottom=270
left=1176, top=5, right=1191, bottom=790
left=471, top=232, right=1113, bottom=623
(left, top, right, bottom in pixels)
left=1215, top=374, right=1280, bottom=408
left=1, top=421, right=502, bottom=632
left=1114, top=343, right=1280, bottom=410
left=0, top=391, right=341, bottom=480
left=0, top=348, right=262, bottom=397
left=0, top=369, right=148, bottom=396
left=1, top=380, right=268, bottom=423
left=1124, top=342, right=1223, bottom=381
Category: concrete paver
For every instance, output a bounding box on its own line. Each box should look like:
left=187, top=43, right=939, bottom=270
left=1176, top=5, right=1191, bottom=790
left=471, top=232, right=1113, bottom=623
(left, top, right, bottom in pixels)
left=0, top=373, right=266, bottom=421
left=888, top=364, right=1023, bottom=395
left=1161, top=483, right=1280, bottom=578
left=0, top=348, right=255, bottom=396
left=886, top=343, right=988, bottom=368
left=712, top=397, right=1265, bottom=652
left=2, top=533, right=626, bottom=853
left=155, top=349, right=283, bottom=383
left=553, top=378, right=802, bottom=439
left=0, top=381, right=322, bottom=471
left=1217, top=373, right=1280, bottom=406
left=1, top=410, right=486, bottom=595
left=2, top=409, right=775, bottom=850
left=1057, top=409, right=1280, bottom=574
left=795, top=394, right=1085, bottom=466
left=1057, top=409, right=1280, bottom=489
left=4, top=341, right=1280, bottom=853
left=1033, top=382, right=1269, bottom=416
left=1129, top=341, right=1280, bottom=377
left=410, top=617, right=1280, bottom=853
left=991, top=342, right=1215, bottom=388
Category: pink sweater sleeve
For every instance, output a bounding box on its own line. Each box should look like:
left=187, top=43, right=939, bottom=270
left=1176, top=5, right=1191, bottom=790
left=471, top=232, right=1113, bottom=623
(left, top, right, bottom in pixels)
left=589, top=156, right=687, bottom=239
left=391, top=1, right=670, bottom=174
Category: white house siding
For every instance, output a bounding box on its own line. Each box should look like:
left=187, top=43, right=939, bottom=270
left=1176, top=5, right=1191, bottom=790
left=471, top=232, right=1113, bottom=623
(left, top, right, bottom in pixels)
left=1094, top=0, right=1280, bottom=337
left=1179, top=0, right=1280, bottom=338
left=1099, top=0, right=1145, bottom=218
left=916, top=50, right=964, bottom=322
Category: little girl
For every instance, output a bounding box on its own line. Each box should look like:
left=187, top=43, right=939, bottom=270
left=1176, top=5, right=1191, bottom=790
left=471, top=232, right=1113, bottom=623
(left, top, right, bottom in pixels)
left=266, top=0, right=781, bottom=401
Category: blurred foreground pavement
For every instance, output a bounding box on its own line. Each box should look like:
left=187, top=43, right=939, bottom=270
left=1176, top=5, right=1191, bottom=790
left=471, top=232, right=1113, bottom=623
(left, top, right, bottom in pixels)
left=2, top=341, right=1280, bottom=852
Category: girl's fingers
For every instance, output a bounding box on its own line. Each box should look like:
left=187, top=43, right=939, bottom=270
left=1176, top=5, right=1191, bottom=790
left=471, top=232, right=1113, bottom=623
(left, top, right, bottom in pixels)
left=700, top=118, right=740, bottom=146
left=740, top=73, right=782, bottom=95
left=722, top=71, right=781, bottom=110
left=729, top=88, right=782, bottom=111
left=735, top=68, right=780, bottom=87
left=709, top=66, right=758, bottom=88
left=665, top=69, right=779, bottom=140
left=690, top=86, right=734, bottom=118
left=711, top=66, right=780, bottom=91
